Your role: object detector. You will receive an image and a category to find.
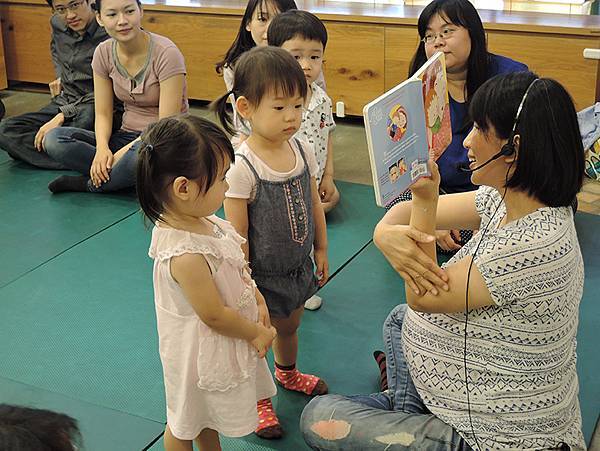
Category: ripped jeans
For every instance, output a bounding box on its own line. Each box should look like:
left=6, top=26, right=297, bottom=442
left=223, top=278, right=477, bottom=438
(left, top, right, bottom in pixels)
left=300, top=304, right=470, bottom=451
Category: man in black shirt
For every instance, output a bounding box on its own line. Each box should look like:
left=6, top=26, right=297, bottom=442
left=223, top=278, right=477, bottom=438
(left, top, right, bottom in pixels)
left=0, top=0, right=108, bottom=169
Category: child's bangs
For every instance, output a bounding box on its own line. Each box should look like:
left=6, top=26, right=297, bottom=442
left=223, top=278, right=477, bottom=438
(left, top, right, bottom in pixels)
left=270, top=64, right=308, bottom=101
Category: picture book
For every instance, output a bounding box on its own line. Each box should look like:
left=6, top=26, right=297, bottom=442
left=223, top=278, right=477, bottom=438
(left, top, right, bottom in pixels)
left=363, top=52, right=451, bottom=207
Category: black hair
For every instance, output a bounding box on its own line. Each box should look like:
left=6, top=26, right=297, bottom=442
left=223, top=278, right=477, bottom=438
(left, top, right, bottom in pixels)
left=215, top=0, right=297, bottom=74
left=409, top=0, right=489, bottom=116
left=211, top=46, right=308, bottom=135
left=46, top=0, right=90, bottom=8
left=93, top=0, right=142, bottom=13
left=0, top=404, right=82, bottom=451
left=267, top=10, right=328, bottom=50
left=469, top=71, right=584, bottom=207
left=136, top=114, right=235, bottom=225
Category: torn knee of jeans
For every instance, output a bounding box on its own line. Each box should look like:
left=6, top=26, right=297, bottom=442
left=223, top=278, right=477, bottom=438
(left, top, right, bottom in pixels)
left=310, top=419, right=352, bottom=440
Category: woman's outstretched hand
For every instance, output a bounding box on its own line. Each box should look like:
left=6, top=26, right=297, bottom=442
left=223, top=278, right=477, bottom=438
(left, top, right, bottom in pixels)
left=374, top=223, right=448, bottom=295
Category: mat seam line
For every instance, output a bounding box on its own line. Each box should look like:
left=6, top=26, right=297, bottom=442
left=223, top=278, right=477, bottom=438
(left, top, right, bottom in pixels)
left=317, top=239, right=372, bottom=290
left=0, top=209, right=140, bottom=290
left=141, top=430, right=165, bottom=450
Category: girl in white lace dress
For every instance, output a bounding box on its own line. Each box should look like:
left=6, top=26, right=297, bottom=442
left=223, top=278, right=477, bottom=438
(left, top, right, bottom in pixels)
left=137, top=114, right=277, bottom=451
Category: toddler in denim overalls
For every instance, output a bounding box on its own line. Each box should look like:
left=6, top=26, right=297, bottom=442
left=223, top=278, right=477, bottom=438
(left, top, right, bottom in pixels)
left=214, top=46, right=330, bottom=440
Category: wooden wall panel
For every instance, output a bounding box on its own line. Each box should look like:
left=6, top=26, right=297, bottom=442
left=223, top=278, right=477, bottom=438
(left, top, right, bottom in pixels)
left=0, top=0, right=598, bottom=113
left=0, top=4, right=53, bottom=83
left=487, top=30, right=600, bottom=109
left=0, top=20, right=7, bottom=89
left=384, top=26, right=420, bottom=91
left=323, top=22, right=384, bottom=115
left=143, top=12, right=238, bottom=102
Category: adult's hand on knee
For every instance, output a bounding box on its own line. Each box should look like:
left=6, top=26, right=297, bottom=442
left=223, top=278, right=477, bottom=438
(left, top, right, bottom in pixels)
left=34, top=113, right=64, bottom=152
left=90, top=148, right=113, bottom=188
left=374, top=223, right=448, bottom=295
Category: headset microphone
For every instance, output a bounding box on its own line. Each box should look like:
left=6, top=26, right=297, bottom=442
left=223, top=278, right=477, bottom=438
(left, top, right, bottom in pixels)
left=457, top=144, right=514, bottom=172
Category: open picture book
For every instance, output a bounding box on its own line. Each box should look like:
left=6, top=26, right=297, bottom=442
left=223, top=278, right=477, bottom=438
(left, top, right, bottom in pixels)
left=363, top=51, right=452, bottom=207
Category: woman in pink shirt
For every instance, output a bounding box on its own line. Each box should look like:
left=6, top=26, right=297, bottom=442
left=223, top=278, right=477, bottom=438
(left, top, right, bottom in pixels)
left=44, top=0, right=188, bottom=193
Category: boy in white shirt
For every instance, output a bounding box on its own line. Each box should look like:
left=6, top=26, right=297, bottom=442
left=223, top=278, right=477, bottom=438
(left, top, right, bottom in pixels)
left=268, top=10, right=339, bottom=310
left=268, top=10, right=340, bottom=215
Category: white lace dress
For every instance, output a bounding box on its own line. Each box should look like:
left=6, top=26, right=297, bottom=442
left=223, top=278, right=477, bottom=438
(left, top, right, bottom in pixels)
left=148, top=216, right=276, bottom=440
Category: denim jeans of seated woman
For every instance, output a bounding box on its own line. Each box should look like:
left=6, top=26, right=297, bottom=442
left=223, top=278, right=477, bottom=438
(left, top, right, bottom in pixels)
left=43, top=127, right=141, bottom=193
left=300, top=304, right=471, bottom=451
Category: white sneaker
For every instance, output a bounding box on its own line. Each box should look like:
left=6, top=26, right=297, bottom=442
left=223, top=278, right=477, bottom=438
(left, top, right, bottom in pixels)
left=304, top=295, right=323, bottom=311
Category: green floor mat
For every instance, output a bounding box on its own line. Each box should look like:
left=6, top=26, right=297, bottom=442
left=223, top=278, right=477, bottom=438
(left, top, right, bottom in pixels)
left=0, top=213, right=163, bottom=421
left=0, top=150, right=11, bottom=165
left=0, top=377, right=165, bottom=451
left=0, top=161, right=138, bottom=288
left=320, top=180, right=383, bottom=272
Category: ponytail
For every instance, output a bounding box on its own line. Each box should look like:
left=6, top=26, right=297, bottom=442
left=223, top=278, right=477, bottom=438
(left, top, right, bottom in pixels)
left=136, top=142, right=163, bottom=226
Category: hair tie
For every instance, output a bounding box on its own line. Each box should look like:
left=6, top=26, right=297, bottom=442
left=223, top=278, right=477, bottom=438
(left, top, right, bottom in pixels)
left=145, top=143, right=154, bottom=153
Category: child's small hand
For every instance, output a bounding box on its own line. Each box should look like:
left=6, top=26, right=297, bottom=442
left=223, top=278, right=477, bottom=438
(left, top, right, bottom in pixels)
left=410, top=160, right=440, bottom=201
left=314, top=248, right=329, bottom=287
left=257, top=301, right=271, bottom=329
left=251, top=324, right=276, bottom=358
left=255, top=288, right=271, bottom=328
left=319, top=175, right=336, bottom=203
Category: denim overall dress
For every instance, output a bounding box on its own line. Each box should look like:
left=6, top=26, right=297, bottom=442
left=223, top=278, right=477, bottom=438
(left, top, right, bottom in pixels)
left=236, top=140, right=318, bottom=318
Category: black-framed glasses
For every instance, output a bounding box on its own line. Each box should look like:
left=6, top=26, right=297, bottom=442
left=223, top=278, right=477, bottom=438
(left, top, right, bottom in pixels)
left=54, top=0, right=85, bottom=15
left=422, top=27, right=457, bottom=45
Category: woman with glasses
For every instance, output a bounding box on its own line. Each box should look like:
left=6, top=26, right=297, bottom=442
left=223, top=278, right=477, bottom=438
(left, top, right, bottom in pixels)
left=389, top=0, right=527, bottom=253
left=0, top=0, right=108, bottom=169
left=43, top=0, right=189, bottom=194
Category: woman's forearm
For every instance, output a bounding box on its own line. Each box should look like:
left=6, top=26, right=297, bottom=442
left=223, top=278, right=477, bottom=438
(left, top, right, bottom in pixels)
left=94, top=112, right=113, bottom=152
left=409, top=196, right=438, bottom=263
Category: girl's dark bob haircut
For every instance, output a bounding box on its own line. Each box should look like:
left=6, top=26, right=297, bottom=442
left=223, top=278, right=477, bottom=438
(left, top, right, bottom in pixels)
left=267, top=10, right=328, bottom=50
left=469, top=71, right=584, bottom=208
left=211, top=46, right=308, bottom=135
left=215, top=0, right=297, bottom=74
left=409, top=0, right=489, bottom=107
left=0, top=404, right=82, bottom=451
left=136, top=114, right=235, bottom=225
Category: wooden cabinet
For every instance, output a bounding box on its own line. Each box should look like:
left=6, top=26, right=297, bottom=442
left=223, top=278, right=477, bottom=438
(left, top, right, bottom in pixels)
left=384, top=26, right=420, bottom=90
left=0, top=3, right=53, bottom=84
left=0, top=0, right=598, bottom=113
left=487, top=30, right=600, bottom=110
left=0, top=19, right=7, bottom=89
left=142, top=11, right=238, bottom=101
left=324, top=22, right=385, bottom=116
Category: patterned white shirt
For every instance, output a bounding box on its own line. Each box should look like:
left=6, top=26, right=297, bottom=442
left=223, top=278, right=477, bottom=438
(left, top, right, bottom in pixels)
left=295, top=82, right=335, bottom=184
left=403, top=186, right=585, bottom=450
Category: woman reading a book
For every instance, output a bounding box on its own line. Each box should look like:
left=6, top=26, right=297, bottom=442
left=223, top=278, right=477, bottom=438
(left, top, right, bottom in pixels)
left=301, top=71, right=586, bottom=451
left=388, top=0, right=527, bottom=253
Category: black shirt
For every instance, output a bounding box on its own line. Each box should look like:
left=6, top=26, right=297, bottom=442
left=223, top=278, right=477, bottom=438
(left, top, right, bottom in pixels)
left=50, top=14, right=109, bottom=118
